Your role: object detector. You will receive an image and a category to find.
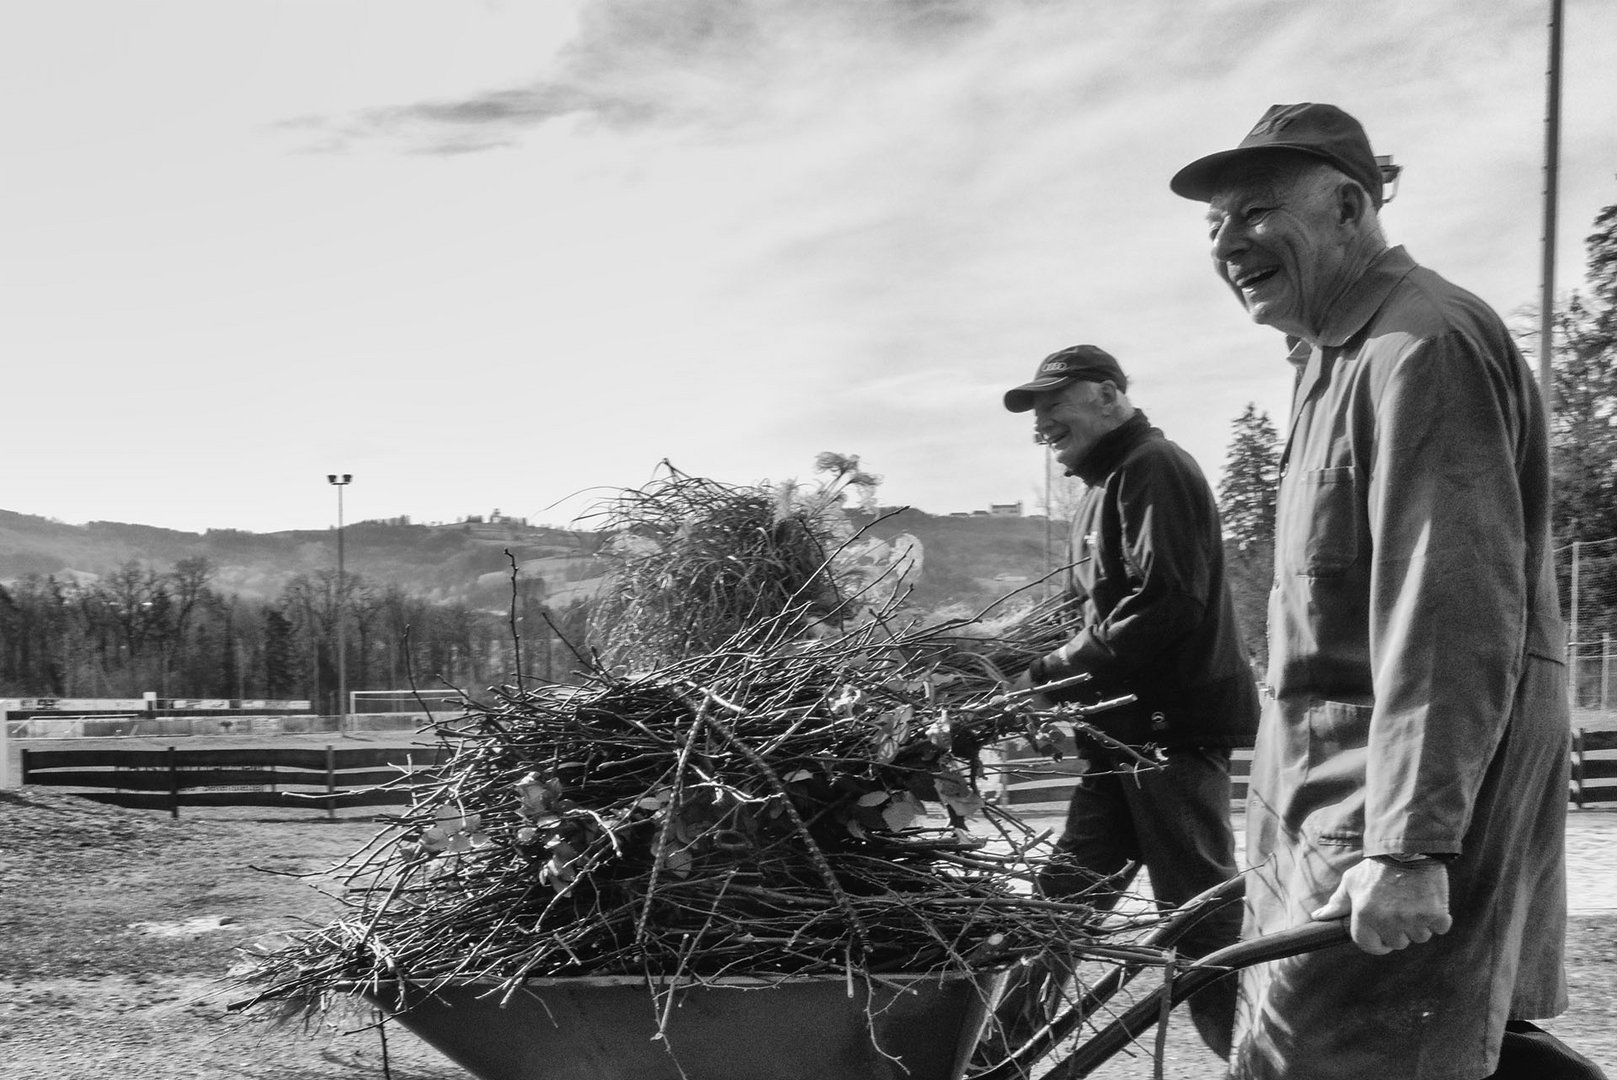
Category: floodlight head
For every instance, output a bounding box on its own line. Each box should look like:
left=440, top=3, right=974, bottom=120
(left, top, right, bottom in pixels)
left=1375, top=155, right=1402, bottom=204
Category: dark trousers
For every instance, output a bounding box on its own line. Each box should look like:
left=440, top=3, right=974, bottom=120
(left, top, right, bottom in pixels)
left=1485, top=1021, right=1608, bottom=1079
left=1037, top=744, right=1243, bottom=1059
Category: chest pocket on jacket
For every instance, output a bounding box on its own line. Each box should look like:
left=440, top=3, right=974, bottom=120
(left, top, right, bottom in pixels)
left=1293, top=466, right=1362, bottom=577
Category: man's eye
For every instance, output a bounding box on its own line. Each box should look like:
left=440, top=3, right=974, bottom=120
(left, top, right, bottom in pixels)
left=1243, top=207, right=1272, bottom=224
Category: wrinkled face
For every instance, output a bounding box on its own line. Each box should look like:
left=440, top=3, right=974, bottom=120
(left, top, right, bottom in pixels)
left=1032, top=380, right=1113, bottom=472
left=1204, top=157, right=1350, bottom=340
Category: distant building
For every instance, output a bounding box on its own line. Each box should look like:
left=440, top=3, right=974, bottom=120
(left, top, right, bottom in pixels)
left=453, top=509, right=531, bottom=535
left=945, top=502, right=1028, bottom=518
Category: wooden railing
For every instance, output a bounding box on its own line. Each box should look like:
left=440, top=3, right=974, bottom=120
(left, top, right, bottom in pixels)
left=997, top=731, right=1617, bottom=813
left=20, top=745, right=441, bottom=818
left=24, top=730, right=1615, bottom=818
left=1573, top=728, right=1617, bottom=808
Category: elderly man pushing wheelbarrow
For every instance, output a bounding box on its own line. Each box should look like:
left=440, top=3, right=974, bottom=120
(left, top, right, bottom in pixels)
left=1169, top=101, right=1605, bottom=1080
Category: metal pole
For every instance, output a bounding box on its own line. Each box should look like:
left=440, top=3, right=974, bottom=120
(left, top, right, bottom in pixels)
left=1539, top=0, right=1563, bottom=418
left=327, top=474, right=352, bottom=733
left=1570, top=539, right=1581, bottom=708
left=1045, top=445, right=1054, bottom=599
left=337, top=484, right=346, bottom=733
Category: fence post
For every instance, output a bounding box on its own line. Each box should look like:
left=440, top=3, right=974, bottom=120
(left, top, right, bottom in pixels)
left=326, top=744, right=336, bottom=822
left=1573, top=728, right=1585, bottom=809
left=168, top=745, right=180, bottom=820
left=1604, top=634, right=1612, bottom=715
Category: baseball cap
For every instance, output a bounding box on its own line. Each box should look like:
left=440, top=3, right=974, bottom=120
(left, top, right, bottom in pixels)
left=1169, top=102, right=1384, bottom=207
left=1003, top=345, right=1128, bottom=413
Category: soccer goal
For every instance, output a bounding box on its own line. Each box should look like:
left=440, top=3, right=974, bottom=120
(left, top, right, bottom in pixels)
left=349, top=689, right=465, bottom=717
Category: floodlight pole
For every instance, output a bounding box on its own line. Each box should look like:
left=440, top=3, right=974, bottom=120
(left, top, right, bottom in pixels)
left=327, top=473, right=352, bottom=733
left=1045, top=445, right=1055, bottom=597
left=1539, top=0, right=1563, bottom=421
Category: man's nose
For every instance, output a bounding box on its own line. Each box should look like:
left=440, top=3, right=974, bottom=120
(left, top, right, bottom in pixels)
left=1211, top=217, right=1246, bottom=260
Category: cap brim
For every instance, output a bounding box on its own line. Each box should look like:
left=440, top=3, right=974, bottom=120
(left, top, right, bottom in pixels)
left=1169, top=148, right=1248, bottom=203
left=1173, top=143, right=1356, bottom=202
left=1003, top=376, right=1071, bottom=413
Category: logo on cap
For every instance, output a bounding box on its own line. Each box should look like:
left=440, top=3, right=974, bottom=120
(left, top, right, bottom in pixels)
left=1248, top=114, right=1293, bottom=138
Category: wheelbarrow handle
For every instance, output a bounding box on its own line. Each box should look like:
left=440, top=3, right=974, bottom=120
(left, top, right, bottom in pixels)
left=974, top=874, right=1248, bottom=1078
left=1196, top=917, right=1352, bottom=969
left=1035, top=919, right=1352, bottom=1080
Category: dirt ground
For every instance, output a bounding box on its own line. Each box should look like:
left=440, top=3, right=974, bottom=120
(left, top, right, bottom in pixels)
left=0, top=789, right=1611, bottom=1080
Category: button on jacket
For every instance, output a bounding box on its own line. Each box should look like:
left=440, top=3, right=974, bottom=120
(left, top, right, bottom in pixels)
left=1235, top=247, right=1570, bottom=1079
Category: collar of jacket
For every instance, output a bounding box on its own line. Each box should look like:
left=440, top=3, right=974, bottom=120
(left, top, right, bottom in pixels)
left=1277, top=247, right=1421, bottom=473
left=1069, top=411, right=1155, bottom=486
left=1307, top=244, right=1419, bottom=348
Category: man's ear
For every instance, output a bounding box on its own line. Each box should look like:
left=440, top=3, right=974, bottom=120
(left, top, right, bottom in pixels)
left=1336, top=180, right=1371, bottom=226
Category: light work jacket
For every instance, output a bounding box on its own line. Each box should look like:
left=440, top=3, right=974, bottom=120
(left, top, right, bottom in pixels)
left=1235, top=247, right=1570, bottom=1080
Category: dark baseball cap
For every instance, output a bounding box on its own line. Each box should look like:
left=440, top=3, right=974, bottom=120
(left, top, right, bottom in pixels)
left=1170, top=102, right=1384, bottom=207
left=1003, top=345, right=1128, bottom=413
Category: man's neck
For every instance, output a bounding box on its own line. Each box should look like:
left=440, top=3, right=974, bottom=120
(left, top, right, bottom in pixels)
left=1292, top=237, right=1390, bottom=345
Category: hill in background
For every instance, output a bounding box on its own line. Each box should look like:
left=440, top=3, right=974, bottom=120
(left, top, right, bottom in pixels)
left=0, top=507, right=1063, bottom=616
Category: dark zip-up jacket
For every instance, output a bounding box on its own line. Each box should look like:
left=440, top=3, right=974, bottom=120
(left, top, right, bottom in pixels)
left=1034, top=412, right=1259, bottom=748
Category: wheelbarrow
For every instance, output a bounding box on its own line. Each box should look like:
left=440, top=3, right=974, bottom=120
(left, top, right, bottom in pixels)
left=363, top=967, right=999, bottom=1080
left=359, top=882, right=1351, bottom=1080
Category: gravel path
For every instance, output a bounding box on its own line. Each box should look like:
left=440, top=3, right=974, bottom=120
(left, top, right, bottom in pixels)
left=0, top=791, right=1610, bottom=1079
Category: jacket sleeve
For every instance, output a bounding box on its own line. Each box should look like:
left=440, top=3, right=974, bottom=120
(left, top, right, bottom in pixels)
left=1039, top=452, right=1213, bottom=690
left=1362, top=328, right=1528, bottom=856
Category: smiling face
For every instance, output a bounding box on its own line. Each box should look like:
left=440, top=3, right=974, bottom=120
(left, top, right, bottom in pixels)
left=1204, top=154, right=1364, bottom=341
left=1032, top=379, right=1121, bottom=472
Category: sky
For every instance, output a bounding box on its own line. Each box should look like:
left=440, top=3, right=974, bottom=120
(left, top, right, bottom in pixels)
left=4, top=0, right=1616, bottom=535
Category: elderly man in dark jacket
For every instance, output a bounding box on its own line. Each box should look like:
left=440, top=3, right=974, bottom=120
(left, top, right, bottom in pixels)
left=1172, top=102, right=1604, bottom=1080
left=998, top=344, right=1260, bottom=1059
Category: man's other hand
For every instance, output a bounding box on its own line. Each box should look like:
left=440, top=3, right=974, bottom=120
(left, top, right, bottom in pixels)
left=1311, top=858, right=1453, bottom=955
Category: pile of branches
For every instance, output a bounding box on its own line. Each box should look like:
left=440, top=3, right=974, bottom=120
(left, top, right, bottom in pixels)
left=233, top=606, right=1155, bottom=1016
left=581, top=462, right=883, bottom=673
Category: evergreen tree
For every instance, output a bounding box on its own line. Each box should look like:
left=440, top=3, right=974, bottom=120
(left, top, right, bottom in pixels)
left=1218, top=404, right=1280, bottom=552
left=1546, top=197, right=1617, bottom=542
left=1217, top=404, right=1280, bottom=674
left=262, top=607, right=295, bottom=699
left=1540, top=191, right=1617, bottom=663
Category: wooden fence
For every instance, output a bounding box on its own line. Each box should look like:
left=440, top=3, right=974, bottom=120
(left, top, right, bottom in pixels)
left=997, top=730, right=1617, bottom=814
left=19, top=745, right=440, bottom=818
left=1574, top=728, right=1617, bottom=808
left=21, top=730, right=1617, bottom=819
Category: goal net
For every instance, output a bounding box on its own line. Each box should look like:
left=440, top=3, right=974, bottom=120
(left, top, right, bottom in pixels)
left=349, top=689, right=465, bottom=716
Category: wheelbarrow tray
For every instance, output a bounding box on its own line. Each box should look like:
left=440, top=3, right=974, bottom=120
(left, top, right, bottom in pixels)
left=364, top=969, right=1000, bottom=1080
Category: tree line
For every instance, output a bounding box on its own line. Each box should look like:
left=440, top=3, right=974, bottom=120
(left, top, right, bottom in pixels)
left=0, top=556, right=588, bottom=711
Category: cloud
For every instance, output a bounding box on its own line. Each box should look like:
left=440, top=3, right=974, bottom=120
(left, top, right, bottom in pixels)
left=276, top=0, right=1020, bottom=154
